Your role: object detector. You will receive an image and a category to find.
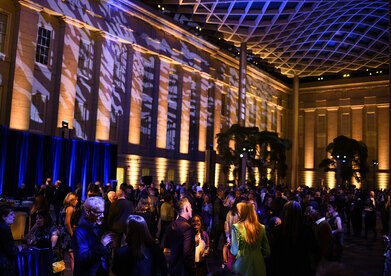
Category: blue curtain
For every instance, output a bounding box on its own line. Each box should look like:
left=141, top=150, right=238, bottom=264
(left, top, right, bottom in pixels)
left=0, top=126, right=117, bottom=197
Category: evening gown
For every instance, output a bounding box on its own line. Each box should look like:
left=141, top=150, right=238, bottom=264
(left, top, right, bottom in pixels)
left=230, top=223, right=270, bottom=276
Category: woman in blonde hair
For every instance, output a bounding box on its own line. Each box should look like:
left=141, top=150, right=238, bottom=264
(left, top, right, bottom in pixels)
left=60, top=192, right=79, bottom=272
left=230, top=201, right=270, bottom=276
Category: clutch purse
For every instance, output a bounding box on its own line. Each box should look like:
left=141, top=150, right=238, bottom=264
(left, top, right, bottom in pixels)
left=52, top=260, right=66, bottom=273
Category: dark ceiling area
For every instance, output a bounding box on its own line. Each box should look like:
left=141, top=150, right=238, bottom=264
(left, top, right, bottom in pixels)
left=142, top=0, right=389, bottom=83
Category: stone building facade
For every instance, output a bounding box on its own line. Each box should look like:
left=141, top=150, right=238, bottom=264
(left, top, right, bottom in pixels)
left=0, top=0, right=388, bottom=188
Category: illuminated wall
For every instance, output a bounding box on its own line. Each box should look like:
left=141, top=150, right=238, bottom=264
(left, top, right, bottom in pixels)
left=7, top=0, right=390, bottom=190
left=299, top=77, right=389, bottom=189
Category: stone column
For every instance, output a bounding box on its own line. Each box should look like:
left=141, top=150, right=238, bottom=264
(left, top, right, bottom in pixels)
left=290, top=76, right=299, bottom=188
left=198, top=72, right=209, bottom=152
left=213, top=82, right=223, bottom=150
left=180, top=67, right=192, bottom=154
left=155, top=57, right=170, bottom=149
left=9, top=6, right=39, bottom=130
left=128, top=49, right=144, bottom=145
left=95, top=36, right=115, bottom=141
left=238, top=42, right=247, bottom=126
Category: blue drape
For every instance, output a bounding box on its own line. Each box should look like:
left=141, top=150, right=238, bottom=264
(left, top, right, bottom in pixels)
left=0, top=126, right=117, bottom=197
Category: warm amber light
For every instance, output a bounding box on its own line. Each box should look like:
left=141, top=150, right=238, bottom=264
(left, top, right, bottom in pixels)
left=155, top=157, right=168, bottom=183
left=127, top=155, right=140, bottom=187
left=179, top=159, right=189, bottom=184
left=304, top=171, right=314, bottom=187
left=198, top=162, right=205, bottom=185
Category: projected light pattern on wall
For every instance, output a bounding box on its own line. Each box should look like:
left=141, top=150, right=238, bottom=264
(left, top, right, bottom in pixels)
left=1, top=0, right=294, bottom=188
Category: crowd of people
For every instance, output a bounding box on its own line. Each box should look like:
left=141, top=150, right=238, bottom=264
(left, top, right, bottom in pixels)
left=0, top=177, right=389, bottom=276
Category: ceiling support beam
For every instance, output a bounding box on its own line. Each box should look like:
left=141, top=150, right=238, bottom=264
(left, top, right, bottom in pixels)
left=238, top=42, right=247, bottom=126
left=290, top=75, right=299, bottom=188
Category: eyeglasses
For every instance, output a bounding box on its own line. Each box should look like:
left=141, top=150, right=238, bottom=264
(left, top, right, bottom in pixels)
left=90, top=209, right=104, bottom=216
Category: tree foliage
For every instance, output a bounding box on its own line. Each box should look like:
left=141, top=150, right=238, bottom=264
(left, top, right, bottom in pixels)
left=216, top=124, right=291, bottom=185
left=319, top=135, right=369, bottom=185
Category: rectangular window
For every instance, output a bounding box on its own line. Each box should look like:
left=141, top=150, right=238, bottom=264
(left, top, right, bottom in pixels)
left=35, top=27, right=51, bottom=65
left=340, top=113, right=350, bottom=137
left=0, top=12, right=8, bottom=53
left=78, top=40, right=91, bottom=78
left=221, top=93, right=227, bottom=117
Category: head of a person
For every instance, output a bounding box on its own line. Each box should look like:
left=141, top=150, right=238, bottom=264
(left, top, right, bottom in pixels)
left=107, top=191, right=117, bottom=203
left=327, top=202, right=337, bottom=215
left=125, top=215, right=154, bottom=258
left=135, top=196, right=150, bottom=212
left=305, top=205, right=319, bottom=222
left=0, top=205, right=15, bottom=225
left=223, top=194, right=235, bottom=207
left=369, top=190, right=375, bottom=198
left=55, top=180, right=62, bottom=187
left=83, top=196, right=105, bottom=225
left=63, top=192, right=78, bottom=207
left=34, top=209, right=52, bottom=228
left=281, top=200, right=303, bottom=238
left=116, top=187, right=126, bottom=199
left=178, top=197, right=192, bottom=220
left=237, top=201, right=257, bottom=223
left=192, top=214, right=203, bottom=233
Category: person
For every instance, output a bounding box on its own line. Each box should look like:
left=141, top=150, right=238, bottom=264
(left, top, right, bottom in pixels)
left=230, top=201, right=270, bottom=276
left=133, top=196, right=157, bottom=238
left=327, top=203, right=343, bottom=261
left=364, top=190, right=377, bottom=240
left=60, top=192, right=79, bottom=271
left=108, top=185, right=134, bottom=249
left=269, top=200, right=318, bottom=276
left=72, top=196, right=113, bottom=276
left=26, top=209, right=60, bottom=249
left=305, top=205, right=333, bottom=263
left=26, top=209, right=62, bottom=273
left=158, top=194, right=175, bottom=243
left=0, top=205, right=19, bottom=275
left=164, top=197, right=195, bottom=275
left=52, top=180, right=69, bottom=225
left=192, top=214, right=210, bottom=276
left=222, top=194, right=239, bottom=271
left=112, top=215, right=167, bottom=276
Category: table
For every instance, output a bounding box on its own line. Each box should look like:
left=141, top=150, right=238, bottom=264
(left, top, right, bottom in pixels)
left=17, top=247, right=51, bottom=276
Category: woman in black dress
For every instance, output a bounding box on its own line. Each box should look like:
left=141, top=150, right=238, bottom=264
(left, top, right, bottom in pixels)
left=0, top=205, right=19, bottom=276
left=112, top=215, right=167, bottom=276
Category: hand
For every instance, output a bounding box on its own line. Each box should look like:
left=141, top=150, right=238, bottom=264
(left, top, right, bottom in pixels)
left=101, top=233, right=113, bottom=247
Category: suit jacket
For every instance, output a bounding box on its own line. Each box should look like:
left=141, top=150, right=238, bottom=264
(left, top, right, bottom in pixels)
left=0, top=221, right=18, bottom=275
left=72, top=217, right=111, bottom=276
left=108, top=198, right=134, bottom=234
left=165, top=216, right=195, bottom=276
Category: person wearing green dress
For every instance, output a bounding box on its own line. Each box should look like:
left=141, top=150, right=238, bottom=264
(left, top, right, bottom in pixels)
left=230, top=201, right=270, bottom=276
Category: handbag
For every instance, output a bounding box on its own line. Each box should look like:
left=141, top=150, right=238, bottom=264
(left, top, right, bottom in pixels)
left=52, top=260, right=66, bottom=273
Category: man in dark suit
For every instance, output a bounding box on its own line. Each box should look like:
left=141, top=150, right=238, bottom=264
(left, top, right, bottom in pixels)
left=72, top=197, right=113, bottom=276
left=164, top=197, right=195, bottom=275
left=108, top=184, right=134, bottom=249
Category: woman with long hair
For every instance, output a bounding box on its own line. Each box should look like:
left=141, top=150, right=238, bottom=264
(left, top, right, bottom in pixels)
left=222, top=193, right=239, bottom=270
left=269, top=200, right=318, bottom=276
left=112, top=215, right=167, bottom=276
left=134, top=196, right=158, bottom=238
left=60, top=192, right=79, bottom=272
left=230, top=201, right=270, bottom=276
left=327, top=202, right=343, bottom=261
left=192, top=214, right=210, bottom=276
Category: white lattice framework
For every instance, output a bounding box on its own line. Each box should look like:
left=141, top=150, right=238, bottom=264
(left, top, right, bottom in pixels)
left=148, top=0, right=389, bottom=77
